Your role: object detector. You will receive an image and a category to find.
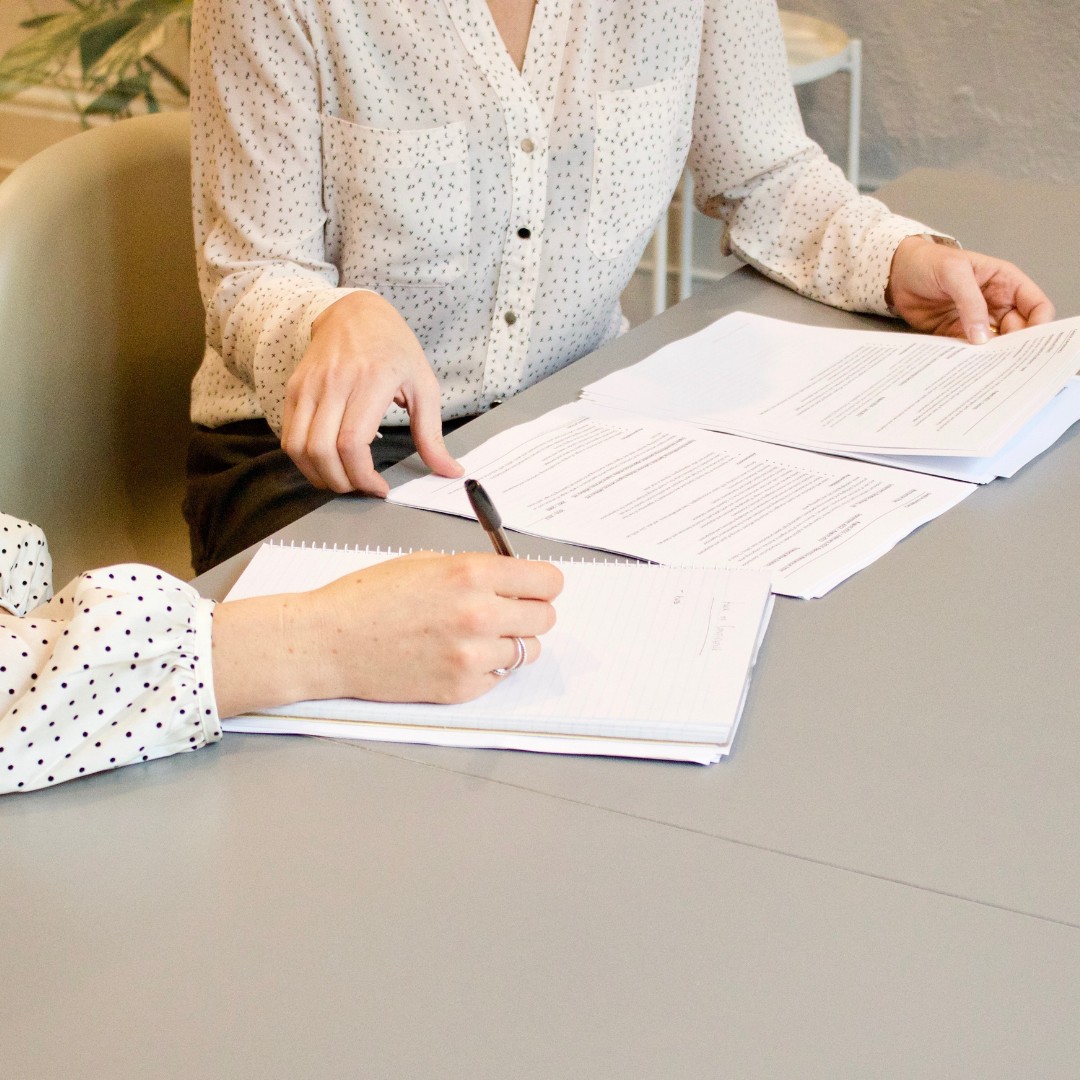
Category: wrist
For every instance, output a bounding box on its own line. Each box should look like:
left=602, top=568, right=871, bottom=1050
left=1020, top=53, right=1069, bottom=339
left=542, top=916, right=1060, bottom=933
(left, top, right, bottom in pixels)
left=885, top=235, right=931, bottom=315
left=310, top=289, right=388, bottom=339
left=211, top=592, right=324, bottom=718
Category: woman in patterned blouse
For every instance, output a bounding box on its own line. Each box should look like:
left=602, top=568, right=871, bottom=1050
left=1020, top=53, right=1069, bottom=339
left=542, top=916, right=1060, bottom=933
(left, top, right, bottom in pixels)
left=185, top=0, right=1053, bottom=573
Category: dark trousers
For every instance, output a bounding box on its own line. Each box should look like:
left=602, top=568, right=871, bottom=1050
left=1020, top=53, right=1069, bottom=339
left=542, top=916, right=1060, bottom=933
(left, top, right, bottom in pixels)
left=183, top=416, right=472, bottom=575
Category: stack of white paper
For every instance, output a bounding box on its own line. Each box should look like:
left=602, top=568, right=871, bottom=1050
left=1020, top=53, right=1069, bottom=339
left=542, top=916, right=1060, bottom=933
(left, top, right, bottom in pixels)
left=388, top=402, right=975, bottom=599
left=221, top=543, right=776, bottom=764
left=582, top=312, right=1080, bottom=480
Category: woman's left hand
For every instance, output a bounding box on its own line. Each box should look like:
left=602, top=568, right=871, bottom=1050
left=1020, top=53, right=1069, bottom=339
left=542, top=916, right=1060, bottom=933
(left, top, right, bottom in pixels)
left=887, top=235, right=1055, bottom=344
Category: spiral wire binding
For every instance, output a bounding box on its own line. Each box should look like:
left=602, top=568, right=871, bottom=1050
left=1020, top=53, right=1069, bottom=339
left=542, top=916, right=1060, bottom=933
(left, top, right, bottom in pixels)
left=260, top=539, right=708, bottom=570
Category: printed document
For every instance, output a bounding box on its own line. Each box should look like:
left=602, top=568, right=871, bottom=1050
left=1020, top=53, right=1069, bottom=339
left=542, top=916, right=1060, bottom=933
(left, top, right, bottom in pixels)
left=582, top=311, right=1080, bottom=457
left=827, top=377, right=1080, bottom=483
left=387, top=402, right=975, bottom=599
left=222, top=544, right=776, bottom=764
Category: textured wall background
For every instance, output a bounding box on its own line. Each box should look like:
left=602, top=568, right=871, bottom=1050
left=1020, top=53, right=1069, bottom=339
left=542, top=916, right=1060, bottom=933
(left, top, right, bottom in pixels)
left=785, top=0, right=1080, bottom=188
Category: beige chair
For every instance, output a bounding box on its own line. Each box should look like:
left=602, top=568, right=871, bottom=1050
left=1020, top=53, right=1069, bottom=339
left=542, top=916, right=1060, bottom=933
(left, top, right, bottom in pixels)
left=0, top=111, right=203, bottom=588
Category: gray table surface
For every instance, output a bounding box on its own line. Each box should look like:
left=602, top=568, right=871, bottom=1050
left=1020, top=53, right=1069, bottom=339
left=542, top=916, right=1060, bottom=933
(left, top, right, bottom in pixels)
left=5, top=169, right=1080, bottom=1078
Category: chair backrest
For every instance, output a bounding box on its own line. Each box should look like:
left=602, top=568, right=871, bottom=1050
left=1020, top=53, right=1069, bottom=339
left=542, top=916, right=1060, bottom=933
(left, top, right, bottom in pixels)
left=0, top=111, right=203, bottom=587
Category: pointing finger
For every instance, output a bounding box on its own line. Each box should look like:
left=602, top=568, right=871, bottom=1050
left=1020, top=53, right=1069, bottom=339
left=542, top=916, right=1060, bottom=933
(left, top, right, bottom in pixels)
left=406, top=369, right=464, bottom=480
left=337, top=388, right=395, bottom=497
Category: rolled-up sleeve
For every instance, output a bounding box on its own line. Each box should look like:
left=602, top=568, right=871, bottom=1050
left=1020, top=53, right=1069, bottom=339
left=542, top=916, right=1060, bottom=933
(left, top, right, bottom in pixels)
left=1, top=563, right=220, bottom=795
left=689, top=0, right=949, bottom=316
left=190, top=0, right=363, bottom=433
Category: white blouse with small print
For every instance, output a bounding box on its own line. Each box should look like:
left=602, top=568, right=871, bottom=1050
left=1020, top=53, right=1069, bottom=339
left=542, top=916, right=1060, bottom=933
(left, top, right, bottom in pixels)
left=190, top=0, right=947, bottom=435
left=0, top=513, right=220, bottom=795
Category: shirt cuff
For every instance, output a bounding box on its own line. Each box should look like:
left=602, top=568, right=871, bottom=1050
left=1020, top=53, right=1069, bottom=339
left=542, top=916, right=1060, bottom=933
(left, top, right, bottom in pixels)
left=1, top=567, right=224, bottom=793
left=194, top=597, right=222, bottom=745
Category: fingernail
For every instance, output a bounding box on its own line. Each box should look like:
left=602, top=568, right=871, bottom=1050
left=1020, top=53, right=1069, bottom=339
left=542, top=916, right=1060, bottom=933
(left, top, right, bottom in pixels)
left=970, top=324, right=990, bottom=345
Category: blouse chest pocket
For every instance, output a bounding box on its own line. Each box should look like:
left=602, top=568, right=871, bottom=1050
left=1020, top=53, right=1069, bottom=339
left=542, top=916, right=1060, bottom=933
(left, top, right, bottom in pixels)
left=587, top=64, right=696, bottom=262
left=321, top=115, right=470, bottom=287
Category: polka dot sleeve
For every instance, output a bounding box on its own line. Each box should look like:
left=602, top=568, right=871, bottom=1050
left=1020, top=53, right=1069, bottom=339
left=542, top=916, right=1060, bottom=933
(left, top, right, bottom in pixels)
left=0, top=563, right=220, bottom=795
left=0, top=514, right=53, bottom=616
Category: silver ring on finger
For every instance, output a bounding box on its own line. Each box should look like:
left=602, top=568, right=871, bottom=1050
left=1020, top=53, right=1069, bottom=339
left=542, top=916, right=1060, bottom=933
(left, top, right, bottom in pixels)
left=492, top=636, right=527, bottom=676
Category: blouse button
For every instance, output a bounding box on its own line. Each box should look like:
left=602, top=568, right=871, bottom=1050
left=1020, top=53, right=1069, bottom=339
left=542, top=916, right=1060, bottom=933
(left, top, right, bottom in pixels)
left=520, top=138, right=535, bottom=153
left=518, top=227, right=532, bottom=239
left=504, top=311, right=518, bottom=325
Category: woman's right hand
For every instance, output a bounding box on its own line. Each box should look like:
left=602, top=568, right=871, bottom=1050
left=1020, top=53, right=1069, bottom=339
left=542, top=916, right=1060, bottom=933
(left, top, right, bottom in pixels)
left=281, top=291, right=464, bottom=497
left=211, top=552, right=564, bottom=717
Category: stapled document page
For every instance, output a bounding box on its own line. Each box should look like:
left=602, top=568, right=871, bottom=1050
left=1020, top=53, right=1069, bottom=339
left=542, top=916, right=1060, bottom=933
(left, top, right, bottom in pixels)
left=582, top=311, right=1080, bottom=457
left=387, top=402, right=975, bottom=599
left=221, top=544, right=776, bottom=763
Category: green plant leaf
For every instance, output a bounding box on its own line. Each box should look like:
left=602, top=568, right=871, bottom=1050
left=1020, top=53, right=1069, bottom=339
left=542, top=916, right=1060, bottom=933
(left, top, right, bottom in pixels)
left=83, top=70, right=150, bottom=116
left=0, top=8, right=100, bottom=99
left=144, top=53, right=187, bottom=97
left=18, top=15, right=62, bottom=30
left=86, top=0, right=191, bottom=83
left=79, top=13, right=141, bottom=77
left=0, top=0, right=193, bottom=106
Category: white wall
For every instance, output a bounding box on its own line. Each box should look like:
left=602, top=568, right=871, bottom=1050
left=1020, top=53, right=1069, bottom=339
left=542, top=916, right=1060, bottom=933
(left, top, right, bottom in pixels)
left=784, top=0, right=1080, bottom=188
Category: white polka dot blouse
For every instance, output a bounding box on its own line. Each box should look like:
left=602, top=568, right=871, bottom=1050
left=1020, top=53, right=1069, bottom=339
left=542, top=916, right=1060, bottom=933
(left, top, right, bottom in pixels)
left=0, top=514, right=220, bottom=795
left=189, top=0, right=945, bottom=437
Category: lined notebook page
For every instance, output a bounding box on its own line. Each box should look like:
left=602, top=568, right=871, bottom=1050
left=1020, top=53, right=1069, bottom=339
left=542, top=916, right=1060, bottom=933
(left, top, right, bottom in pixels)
left=225, top=545, right=773, bottom=746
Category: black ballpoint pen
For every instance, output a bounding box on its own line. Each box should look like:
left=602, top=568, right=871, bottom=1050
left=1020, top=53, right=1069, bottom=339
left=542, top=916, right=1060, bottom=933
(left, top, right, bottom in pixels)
left=464, top=479, right=516, bottom=557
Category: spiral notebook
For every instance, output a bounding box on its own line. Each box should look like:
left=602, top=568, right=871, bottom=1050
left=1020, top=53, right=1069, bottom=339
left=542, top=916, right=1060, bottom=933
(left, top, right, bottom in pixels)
left=221, top=543, right=775, bottom=764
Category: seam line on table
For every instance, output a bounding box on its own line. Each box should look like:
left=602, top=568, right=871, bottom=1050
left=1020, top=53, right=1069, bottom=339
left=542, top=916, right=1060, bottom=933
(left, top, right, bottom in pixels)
left=345, top=741, right=1080, bottom=933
